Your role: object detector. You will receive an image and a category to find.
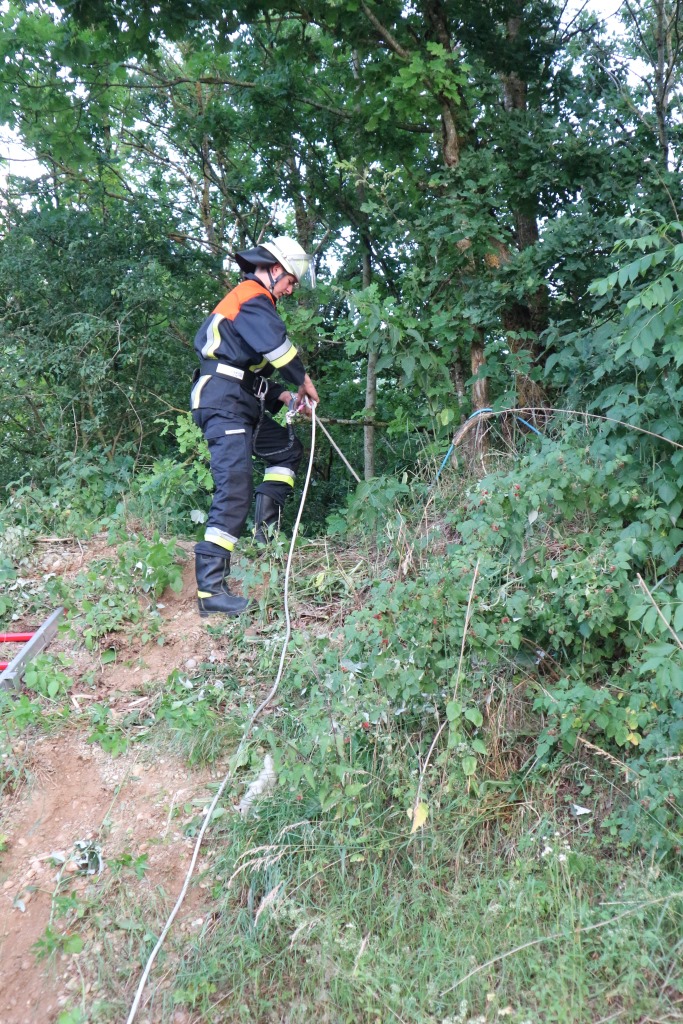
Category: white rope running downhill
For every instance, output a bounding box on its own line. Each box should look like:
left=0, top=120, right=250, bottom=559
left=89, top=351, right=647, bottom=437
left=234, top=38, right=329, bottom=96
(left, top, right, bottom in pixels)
left=125, top=403, right=319, bottom=1024
left=126, top=398, right=679, bottom=1018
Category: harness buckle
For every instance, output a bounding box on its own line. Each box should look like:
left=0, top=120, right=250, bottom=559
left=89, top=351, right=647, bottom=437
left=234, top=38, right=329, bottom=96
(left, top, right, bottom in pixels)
left=253, top=375, right=268, bottom=400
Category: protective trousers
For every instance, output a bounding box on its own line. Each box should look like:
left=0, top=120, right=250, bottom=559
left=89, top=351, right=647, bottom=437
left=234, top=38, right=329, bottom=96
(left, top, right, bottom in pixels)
left=193, top=393, right=303, bottom=558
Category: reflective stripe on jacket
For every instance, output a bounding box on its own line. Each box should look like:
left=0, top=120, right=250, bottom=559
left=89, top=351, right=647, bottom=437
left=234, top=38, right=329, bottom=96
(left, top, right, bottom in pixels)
left=193, top=277, right=306, bottom=397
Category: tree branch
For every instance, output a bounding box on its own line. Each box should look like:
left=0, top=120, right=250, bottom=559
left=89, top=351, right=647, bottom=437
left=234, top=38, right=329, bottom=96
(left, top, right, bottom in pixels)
left=359, top=0, right=412, bottom=59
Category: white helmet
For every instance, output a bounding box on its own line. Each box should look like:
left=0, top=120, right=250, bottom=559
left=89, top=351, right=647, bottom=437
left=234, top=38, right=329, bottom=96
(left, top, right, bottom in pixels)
left=260, top=236, right=315, bottom=287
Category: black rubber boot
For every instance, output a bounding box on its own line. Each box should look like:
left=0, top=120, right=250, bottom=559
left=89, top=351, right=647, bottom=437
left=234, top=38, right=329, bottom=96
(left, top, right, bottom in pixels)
left=253, top=493, right=282, bottom=546
left=195, top=551, right=249, bottom=618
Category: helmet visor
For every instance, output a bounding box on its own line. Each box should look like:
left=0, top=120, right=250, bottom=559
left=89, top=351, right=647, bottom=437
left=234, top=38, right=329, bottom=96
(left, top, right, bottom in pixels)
left=295, top=260, right=316, bottom=289
left=261, top=237, right=316, bottom=289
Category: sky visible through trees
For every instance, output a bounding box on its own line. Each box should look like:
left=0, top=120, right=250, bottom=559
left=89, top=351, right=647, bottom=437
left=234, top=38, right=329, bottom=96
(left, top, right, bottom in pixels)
left=0, top=0, right=681, bottom=489
left=1, top=14, right=683, bottom=1016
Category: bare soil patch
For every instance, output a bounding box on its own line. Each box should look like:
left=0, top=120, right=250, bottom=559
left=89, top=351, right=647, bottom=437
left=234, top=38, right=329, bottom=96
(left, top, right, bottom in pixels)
left=0, top=541, right=230, bottom=1024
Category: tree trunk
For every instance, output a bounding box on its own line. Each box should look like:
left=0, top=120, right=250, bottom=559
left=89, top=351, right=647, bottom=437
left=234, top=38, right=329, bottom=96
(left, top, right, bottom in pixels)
left=452, top=358, right=467, bottom=423
left=653, top=0, right=674, bottom=167
left=471, top=333, right=488, bottom=412
left=194, top=84, right=219, bottom=255
left=199, top=133, right=218, bottom=254
left=424, top=0, right=462, bottom=167
left=352, top=48, right=377, bottom=481
left=468, top=332, right=489, bottom=459
left=361, top=247, right=376, bottom=480
left=364, top=348, right=378, bottom=481
left=286, top=155, right=317, bottom=253
left=501, top=8, right=548, bottom=407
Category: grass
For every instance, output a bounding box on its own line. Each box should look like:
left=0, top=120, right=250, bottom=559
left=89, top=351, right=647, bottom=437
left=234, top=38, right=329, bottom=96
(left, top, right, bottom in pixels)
left=166, top=794, right=683, bottom=1024
left=16, top=752, right=683, bottom=1023
left=10, top=739, right=679, bottom=1024
left=3, top=445, right=683, bottom=1023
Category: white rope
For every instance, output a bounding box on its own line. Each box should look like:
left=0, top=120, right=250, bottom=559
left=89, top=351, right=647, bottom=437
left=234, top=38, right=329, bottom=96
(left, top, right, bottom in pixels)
left=125, top=405, right=318, bottom=1024
left=315, top=417, right=361, bottom=482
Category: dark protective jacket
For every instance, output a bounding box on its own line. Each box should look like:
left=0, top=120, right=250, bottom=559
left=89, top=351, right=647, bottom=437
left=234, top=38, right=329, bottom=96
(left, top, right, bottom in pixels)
left=191, top=275, right=306, bottom=415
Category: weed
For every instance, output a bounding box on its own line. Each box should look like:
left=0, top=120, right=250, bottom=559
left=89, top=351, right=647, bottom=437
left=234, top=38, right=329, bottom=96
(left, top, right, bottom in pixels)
left=0, top=675, right=72, bottom=798
left=3, top=456, right=135, bottom=538
left=0, top=524, right=54, bottom=619
left=23, top=653, right=73, bottom=700
left=56, top=1011, right=87, bottom=1024
left=87, top=703, right=129, bottom=756
left=33, top=925, right=84, bottom=961
left=108, top=851, right=149, bottom=880
left=115, top=533, right=185, bottom=597
left=153, top=667, right=244, bottom=765
left=327, top=474, right=412, bottom=538
left=48, top=532, right=183, bottom=654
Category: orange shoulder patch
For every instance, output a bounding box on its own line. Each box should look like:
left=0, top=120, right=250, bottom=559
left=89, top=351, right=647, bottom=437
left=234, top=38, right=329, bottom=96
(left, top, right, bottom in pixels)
left=213, top=280, right=274, bottom=320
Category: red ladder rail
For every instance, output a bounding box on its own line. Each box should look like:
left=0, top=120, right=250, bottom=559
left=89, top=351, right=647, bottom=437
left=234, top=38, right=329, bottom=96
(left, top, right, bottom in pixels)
left=0, top=632, right=36, bottom=669
left=0, top=630, right=34, bottom=671
left=0, top=609, right=64, bottom=691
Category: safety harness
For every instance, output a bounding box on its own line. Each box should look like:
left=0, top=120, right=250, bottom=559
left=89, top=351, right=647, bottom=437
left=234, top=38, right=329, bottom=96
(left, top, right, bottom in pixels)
left=252, top=396, right=300, bottom=460
left=197, top=359, right=299, bottom=459
left=198, top=359, right=269, bottom=398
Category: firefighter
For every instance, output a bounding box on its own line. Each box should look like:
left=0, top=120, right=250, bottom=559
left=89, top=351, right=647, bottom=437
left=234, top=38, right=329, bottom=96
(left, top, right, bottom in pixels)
left=190, top=236, right=320, bottom=617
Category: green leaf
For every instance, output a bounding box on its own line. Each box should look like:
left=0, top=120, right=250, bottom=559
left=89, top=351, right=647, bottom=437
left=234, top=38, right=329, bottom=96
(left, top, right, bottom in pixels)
left=344, top=782, right=366, bottom=797
left=461, top=755, right=477, bottom=776
left=62, top=934, right=84, bottom=954
left=465, top=707, right=483, bottom=727
left=673, top=603, right=683, bottom=633
left=409, top=802, right=429, bottom=833
left=626, top=601, right=648, bottom=622
left=115, top=918, right=143, bottom=931
left=642, top=607, right=659, bottom=635
left=400, top=354, right=416, bottom=377
left=446, top=700, right=462, bottom=721
left=658, top=481, right=677, bottom=505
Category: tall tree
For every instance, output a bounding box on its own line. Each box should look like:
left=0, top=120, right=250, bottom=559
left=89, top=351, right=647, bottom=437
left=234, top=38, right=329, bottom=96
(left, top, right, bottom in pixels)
left=2, top=0, right=681, bottom=489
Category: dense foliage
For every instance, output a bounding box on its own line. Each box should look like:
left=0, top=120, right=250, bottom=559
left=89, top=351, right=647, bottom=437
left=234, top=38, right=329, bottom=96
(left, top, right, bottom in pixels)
left=2, top=0, right=681, bottom=489
left=2, top=0, right=683, bottom=838
left=1, top=4, right=683, bottom=1019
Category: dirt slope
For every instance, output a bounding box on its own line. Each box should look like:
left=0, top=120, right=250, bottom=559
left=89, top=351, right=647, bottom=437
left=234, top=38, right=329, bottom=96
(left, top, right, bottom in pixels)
left=0, top=545, right=232, bottom=1024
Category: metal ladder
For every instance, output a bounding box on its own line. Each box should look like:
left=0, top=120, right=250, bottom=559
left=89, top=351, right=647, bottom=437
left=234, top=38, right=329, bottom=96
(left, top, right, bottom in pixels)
left=0, top=607, right=65, bottom=691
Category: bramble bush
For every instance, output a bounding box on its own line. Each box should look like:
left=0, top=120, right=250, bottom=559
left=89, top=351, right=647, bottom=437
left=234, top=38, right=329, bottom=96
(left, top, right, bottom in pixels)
left=259, top=409, right=683, bottom=852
